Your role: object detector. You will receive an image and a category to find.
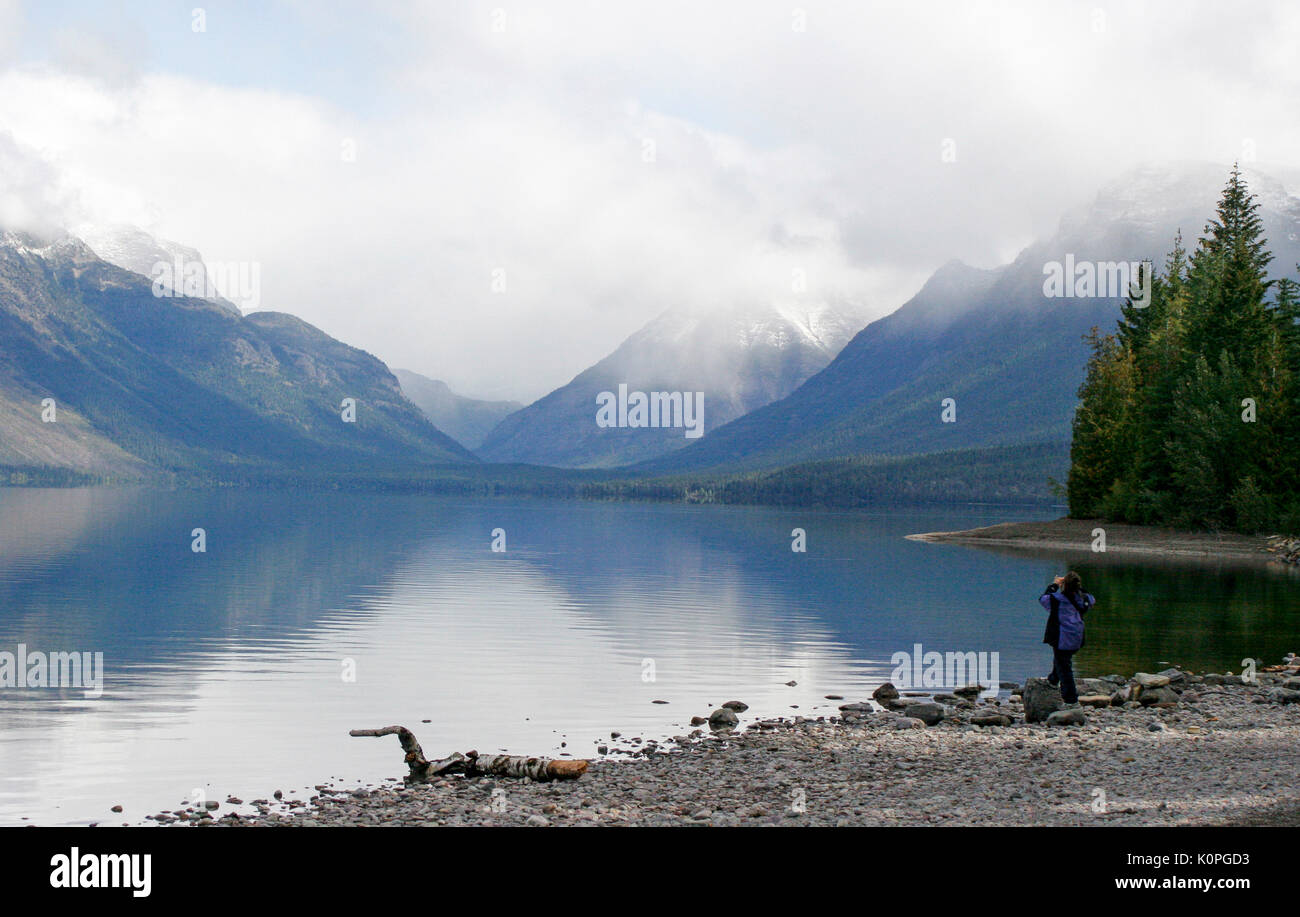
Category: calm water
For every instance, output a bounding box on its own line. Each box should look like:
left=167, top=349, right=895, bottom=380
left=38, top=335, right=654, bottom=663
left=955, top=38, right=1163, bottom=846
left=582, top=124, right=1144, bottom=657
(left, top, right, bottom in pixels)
left=0, top=488, right=1295, bottom=826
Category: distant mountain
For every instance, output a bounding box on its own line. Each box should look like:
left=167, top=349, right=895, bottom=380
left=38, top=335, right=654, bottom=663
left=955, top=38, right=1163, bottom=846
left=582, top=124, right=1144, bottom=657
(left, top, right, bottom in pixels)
left=0, top=228, right=476, bottom=478
left=394, top=369, right=522, bottom=450
left=77, top=224, right=242, bottom=315
left=477, top=301, right=869, bottom=468
left=641, top=163, right=1300, bottom=476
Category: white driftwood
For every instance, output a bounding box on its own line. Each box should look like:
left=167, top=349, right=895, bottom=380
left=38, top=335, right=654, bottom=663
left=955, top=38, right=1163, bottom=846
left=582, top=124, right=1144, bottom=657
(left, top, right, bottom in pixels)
left=350, top=725, right=588, bottom=782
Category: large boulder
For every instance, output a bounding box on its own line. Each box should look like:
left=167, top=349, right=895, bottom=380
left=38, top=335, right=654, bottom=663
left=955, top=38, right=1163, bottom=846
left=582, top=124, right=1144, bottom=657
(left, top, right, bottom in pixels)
left=1022, top=678, right=1064, bottom=723
left=907, top=702, right=945, bottom=726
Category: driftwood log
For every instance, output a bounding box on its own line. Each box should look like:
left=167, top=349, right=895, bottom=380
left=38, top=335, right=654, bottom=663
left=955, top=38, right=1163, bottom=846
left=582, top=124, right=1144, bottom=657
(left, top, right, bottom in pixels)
left=350, top=726, right=589, bottom=783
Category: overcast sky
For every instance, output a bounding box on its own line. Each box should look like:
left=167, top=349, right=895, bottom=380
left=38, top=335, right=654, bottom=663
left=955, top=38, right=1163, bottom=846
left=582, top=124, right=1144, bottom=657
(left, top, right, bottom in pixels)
left=1, top=0, right=1299, bottom=401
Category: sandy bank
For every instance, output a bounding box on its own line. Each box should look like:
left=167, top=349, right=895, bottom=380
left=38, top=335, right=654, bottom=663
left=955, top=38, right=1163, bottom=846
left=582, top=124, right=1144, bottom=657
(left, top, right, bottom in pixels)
left=907, top=517, right=1295, bottom=567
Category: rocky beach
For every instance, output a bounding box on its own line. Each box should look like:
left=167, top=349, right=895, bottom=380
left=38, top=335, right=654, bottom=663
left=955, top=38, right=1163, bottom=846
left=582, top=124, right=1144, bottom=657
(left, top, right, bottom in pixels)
left=159, top=655, right=1300, bottom=828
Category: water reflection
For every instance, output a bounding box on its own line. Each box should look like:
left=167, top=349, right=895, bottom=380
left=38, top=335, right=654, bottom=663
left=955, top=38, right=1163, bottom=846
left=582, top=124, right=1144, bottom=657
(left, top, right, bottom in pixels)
left=0, top=488, right=1293, bottom=825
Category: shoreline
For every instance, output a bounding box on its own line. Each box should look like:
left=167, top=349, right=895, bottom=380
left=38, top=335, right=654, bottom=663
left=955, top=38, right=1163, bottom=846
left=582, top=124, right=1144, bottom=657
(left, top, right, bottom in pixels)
left=165, top=658, right=1300, bottom=828
left=906, top=517, right=1299, bottom=567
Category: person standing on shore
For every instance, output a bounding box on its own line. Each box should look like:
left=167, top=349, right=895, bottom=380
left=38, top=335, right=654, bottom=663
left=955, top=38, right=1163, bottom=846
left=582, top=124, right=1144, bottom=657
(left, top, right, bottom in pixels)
left=1039, top=571, right=1095, bottom=705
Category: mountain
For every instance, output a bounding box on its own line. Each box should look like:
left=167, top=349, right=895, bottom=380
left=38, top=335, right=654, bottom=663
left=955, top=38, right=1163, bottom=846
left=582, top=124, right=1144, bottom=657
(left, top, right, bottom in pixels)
left=477, top=301, right=869, bottom=468
left=0, top=228, right=476, bottom=478
left=393, top=369, right=522, bottom=450
left=640, top=162, right=1300, bottom=476
left=77, top=224, right=242, bottom=315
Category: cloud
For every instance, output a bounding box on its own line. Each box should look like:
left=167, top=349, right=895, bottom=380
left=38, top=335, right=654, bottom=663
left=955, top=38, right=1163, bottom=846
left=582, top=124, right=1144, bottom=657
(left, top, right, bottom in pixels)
left=0, top=130, right=86, bottom=234
left=1, top=0, right=1298, bottom=401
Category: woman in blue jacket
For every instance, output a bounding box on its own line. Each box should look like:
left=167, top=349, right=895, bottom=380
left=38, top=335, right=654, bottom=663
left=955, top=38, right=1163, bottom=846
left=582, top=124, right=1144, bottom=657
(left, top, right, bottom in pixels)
left=1039, top=571, right=1095, bottom=705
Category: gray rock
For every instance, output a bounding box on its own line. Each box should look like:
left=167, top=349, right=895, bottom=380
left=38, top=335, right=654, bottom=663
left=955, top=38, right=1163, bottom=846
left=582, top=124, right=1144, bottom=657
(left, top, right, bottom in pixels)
left=1138, top=686, right=1179, bottom=707
left=1022, top=678, right=1064, bottom=723
left=894, top=717, right=925, bottom=730
left=953, top=684, right=984, bottom=698
left=708, top=708, right=739, bottom=730
left=1134, top=673, right=1171, bottom=688
left=1046, top=708, right=1087, bottom=727
left=872, top=682, right=900, bottom=702
left=526, top=814, right=550, bottom=827
left=970, top=712, right=1013, bottom=727
left=1269, top=688, right=1300, bottom=705
left=721, top=700, right=749, bottom=712
left=908, top=702, right=945, bottom=726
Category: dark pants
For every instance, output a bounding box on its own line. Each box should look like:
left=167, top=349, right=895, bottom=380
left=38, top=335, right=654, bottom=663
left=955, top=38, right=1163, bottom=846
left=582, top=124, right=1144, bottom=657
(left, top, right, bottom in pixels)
left=1047, top=648, right=1078, bottom=703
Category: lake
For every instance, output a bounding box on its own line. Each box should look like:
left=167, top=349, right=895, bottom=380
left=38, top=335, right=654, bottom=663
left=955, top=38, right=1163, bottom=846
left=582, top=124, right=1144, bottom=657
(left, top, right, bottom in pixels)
left=0, top=487, right=1295, bottom=826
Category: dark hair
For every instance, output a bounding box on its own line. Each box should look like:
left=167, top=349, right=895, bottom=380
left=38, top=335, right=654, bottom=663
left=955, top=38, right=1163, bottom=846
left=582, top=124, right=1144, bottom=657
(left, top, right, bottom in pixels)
left=1062, top=571, right=1083, bottom=598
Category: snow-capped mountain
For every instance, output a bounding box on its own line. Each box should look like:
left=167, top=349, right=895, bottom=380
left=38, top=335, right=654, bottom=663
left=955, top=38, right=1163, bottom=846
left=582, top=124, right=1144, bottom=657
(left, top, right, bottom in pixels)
left=76, top=224, right=241, bottom=315
left=476, top=299, right=870, bottom=468
left=642, top=162, right=1300, bottom=478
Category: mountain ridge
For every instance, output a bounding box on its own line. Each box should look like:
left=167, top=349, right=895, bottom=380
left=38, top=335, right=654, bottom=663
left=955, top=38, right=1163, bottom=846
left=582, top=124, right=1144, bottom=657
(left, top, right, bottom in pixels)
left=0, top=227, right=477, bottom=477
left=638, top=162, right=1300, bottom=477
left=477, top=299, right=870, bottom=468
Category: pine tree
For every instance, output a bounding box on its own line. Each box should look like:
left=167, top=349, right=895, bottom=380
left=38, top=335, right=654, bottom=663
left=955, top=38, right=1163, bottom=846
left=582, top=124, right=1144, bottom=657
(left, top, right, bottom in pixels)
left=1183, top=164, right=1274, bottom=371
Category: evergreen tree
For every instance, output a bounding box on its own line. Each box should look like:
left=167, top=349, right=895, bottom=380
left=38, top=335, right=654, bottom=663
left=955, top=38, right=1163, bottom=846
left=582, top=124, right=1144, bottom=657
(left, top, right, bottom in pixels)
left=1183, top=164, right=1274, bottom=371
left=1068, top=169, right=1295, bottom=533
left=1067, top=329, right=1136, bottom=517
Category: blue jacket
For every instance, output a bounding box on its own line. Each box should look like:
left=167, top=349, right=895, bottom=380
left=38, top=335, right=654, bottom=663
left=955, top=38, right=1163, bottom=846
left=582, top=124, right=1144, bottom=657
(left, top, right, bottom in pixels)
left=1040, top=584, right=1094, bottom=652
